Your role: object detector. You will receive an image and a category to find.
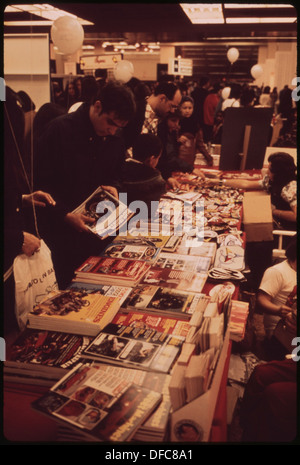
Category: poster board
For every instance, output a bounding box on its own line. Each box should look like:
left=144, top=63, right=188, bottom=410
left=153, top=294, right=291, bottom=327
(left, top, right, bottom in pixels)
left=219, top=107, right=273, bottom=171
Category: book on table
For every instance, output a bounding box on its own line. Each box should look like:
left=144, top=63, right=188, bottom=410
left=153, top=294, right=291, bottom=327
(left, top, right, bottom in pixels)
left=4, top=328, right=94, bottom=384
left=139, top=266, right=208, bottom=294
left=31, top=362, right=162, bottom=442
left=68, top=280, right=132, bottom=306
left=154, top=252, right=211, bottom=273
left=74, top=256, right=151, bottom=287
left=27, top=289, right=121, bottom=336
left=101, top=238, right=160, bottom=263
left=121, top=284, right=207, bottom=320
left=57, top=363, right=172, bottom=442
left=82, top=322, right=185, bottom=374
left=112, top=310, right=192, bottom=338
left=72, top=186, right=134, bottom=240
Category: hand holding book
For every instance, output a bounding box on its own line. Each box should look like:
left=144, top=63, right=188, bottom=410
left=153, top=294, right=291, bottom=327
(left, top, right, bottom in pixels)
left=65, top=212, right=96, bottom=233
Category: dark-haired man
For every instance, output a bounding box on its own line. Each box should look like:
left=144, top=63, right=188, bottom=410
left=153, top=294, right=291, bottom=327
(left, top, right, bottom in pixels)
left=34, top=81, right=136, bottom=287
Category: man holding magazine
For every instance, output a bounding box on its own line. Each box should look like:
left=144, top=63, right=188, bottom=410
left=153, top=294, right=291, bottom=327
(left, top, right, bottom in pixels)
left=34, top=81, right=136, bottom=288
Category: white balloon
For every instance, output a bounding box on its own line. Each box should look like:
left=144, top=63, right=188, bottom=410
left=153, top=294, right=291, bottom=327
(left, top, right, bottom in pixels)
left=51, top=16, right=84, bottom=55
left=227, top=47, right=239, bottom=64
left=113, top=60, right=134, bottom=83
left=221, top=87, right=231, bottom=100
left=251, top=64, right=263, bottom=80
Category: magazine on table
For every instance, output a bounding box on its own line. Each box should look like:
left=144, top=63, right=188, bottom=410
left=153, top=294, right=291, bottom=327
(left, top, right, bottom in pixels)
left=27, top=289, right=121, bottom=336
left=31, top=362, right=162, bottom=442
left=121, top=284, right=207, bottom=320
left=82, top=322, right=185, bottom=374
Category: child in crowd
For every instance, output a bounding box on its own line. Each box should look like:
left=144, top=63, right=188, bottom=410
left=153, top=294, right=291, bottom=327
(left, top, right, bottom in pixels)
left=120, top=133, right=166, bottom=215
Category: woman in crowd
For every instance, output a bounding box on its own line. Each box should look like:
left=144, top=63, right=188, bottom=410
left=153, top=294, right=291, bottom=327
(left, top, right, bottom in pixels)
left=210, top=152, right=297, bottom=230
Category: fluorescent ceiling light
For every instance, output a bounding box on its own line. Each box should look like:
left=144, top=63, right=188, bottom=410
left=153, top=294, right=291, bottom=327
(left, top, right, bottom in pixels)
left=4, top=4, right=94, bottom=25
left=226, top=17, right=297, bottom=24
left=180, top=3, right=224, bottom=24
left=224, top=3, right=296, bottom=8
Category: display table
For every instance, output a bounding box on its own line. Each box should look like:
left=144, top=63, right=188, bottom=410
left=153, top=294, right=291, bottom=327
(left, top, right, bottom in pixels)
left=3, top=342, right=232, bottom=443
left=3, top=174, right=249, bottom=444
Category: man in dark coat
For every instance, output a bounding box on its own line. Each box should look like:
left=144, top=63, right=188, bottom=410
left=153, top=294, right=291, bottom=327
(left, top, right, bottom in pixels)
left=34, top=81, right=136, bottom=288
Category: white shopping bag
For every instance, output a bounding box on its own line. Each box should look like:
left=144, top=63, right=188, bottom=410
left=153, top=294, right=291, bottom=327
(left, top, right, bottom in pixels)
left=13, top=239, right=58, bottom=330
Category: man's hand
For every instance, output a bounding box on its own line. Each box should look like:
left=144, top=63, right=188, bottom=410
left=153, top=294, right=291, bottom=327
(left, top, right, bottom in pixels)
left=284, top=311, right=297, bottom=336
left=65, top=212, right=96, bottom=233
left=167, top=177, right=181, bottom=190
left=22, top=191, right=56, bottom=208
left=22, top=232, right=41, bottom=256
left=101, top=185, right=119, bottom=199
left=192, top=168, right=206, bottom=180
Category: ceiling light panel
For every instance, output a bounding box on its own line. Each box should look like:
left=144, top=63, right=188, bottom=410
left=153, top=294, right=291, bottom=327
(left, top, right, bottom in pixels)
left=180, top=4, right=224, bottom=24
left=4, top=4, right=94, bottom=25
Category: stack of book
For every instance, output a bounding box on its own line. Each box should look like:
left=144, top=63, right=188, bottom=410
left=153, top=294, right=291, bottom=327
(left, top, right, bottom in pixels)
left=112, top=310, right=191, bottom=338
left=31, top=362, right=163, bottom=442
left=101, top=238, right=160, bottom=263
left=229, top=300, right=249, bottom=342
left=188, top=314, right=224, bottom=354
left=154, top=252, right=211, bottom=273
left=121, top=284, right=207, bottom=320
left=4, top=328, right=94, bottom=386
left=81, top=322, right=184, bottom=374
left=74, top=256, right=151, bottom=287
left=139, top=267, right=208, bottom=294
left=184, top=352, right=211, bottom=402
left=27, top=289, right=122, bottom=336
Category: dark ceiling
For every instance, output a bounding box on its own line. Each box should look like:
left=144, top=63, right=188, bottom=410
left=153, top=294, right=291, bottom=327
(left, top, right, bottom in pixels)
left=3, top=2, right=298, bottom=42
left=3, top=3, right=298, bottom=81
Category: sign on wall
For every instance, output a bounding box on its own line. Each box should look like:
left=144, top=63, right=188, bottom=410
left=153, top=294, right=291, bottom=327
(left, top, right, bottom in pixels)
left=80, top=54, right=122, bottom=70
left=168, top=58, right=193, bottom=76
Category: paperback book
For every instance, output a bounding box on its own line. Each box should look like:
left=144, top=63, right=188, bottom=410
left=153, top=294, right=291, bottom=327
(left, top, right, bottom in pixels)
left=72, top=186, right=134, bottom=240
left=74, top=256, right=151, bottom=287
left=31, top=362, right=162, bottom=442
left=27, top=289, right=121, bottom=336
left=68, top=281, right=132, bottom=306
left=121, top=284, right=207, bottom=320
left=82, top=322, right=185, bottom=373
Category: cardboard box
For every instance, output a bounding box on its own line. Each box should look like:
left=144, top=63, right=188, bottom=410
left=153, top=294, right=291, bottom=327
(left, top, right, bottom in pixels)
left=242, top=191, right=274, bottom=242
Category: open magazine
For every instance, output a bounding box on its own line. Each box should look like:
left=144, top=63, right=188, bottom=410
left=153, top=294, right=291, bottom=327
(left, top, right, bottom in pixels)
left=72, top=186, right=134, bottom=240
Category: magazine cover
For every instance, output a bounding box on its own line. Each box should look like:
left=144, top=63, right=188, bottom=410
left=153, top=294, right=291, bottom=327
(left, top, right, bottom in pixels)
left=28, top=289, right=121, bottom=336
left=31, top=363, right=162, bottom=442
left=140, top=267, right=208, bottom=294
left=72, top=186, right=134, bottom=240
left=83, top=323, right=184, bottom=373
left=101, top=240, right=160, bottom=263
left=75, top=256, right=151, bottom=286
left=122, top=284, right=206, bottom=319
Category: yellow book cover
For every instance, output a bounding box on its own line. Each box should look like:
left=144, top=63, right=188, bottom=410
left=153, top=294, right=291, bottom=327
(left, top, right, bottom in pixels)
left=28, top=289, right=121, bottom=336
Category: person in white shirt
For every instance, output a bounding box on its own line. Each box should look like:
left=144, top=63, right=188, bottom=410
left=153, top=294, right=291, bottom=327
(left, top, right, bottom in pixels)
left=257, top=238, right=297, bottom=340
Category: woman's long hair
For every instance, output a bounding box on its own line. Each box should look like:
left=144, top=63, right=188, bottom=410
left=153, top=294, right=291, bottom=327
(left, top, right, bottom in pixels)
left=268, top=152, right=297, bottom=192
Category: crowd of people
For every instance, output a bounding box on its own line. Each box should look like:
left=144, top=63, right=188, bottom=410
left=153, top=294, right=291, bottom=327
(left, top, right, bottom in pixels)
left=3, top=73, right=297, bottom=443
